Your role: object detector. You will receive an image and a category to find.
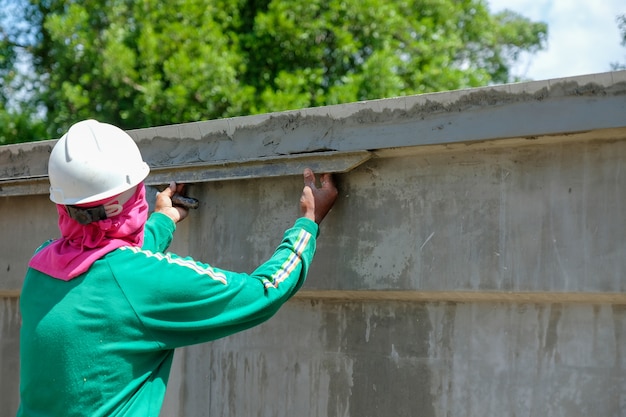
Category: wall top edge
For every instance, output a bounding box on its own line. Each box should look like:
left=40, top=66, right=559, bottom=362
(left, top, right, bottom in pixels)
left=1, top=70, right=625, bottom=183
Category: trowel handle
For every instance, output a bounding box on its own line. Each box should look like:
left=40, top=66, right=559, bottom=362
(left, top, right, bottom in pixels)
left=171, top=194, right=200, bottom=209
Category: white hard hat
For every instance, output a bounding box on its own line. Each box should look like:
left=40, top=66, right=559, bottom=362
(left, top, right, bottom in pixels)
left=48, top=119, right=150, bottom=205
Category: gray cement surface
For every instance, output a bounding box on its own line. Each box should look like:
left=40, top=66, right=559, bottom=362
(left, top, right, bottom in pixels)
left=1, top=70, right=625, bottom=417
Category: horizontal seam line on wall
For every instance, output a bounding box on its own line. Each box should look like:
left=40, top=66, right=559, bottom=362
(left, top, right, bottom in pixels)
left=293, top=290, right=626, bottom=305
left=4, top=289, right=625, bottom=304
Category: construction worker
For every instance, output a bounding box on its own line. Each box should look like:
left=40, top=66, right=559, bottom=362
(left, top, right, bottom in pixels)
left=17, top=119, right=338, bottom=416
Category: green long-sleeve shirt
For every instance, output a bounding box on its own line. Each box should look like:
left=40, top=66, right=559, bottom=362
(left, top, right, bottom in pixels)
left=18, top=213, right=318, bottom=417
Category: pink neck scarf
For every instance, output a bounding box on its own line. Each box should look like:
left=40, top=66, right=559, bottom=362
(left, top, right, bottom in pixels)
left=29, top=184, right=149, bottom=281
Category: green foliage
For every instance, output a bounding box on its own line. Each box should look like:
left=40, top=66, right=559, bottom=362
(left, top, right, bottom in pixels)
left=0, top=0, right=548, bottom=142
left=611, top=14, right=626, bottom=70
left=0, top=107, right=47, bottom=144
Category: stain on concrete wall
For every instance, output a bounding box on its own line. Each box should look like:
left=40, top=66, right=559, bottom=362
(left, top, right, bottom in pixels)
left=0, top=298, right=20, bottom=416
left=168, top=299, right=626, bottom=417
left=2, top=71, right=626, bottom=417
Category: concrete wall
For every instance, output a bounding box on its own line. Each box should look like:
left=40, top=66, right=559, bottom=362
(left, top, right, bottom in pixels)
left=1, top=71, right=626, bottom=416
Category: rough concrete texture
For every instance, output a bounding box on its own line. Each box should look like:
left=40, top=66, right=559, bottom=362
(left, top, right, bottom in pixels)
left=1, top=71, right=625, bottom=195
left=174, top=138, right=626, bottom=295
left=130, top=72, right=626, bottom=171
left=0, top=298, right=20, bottom=415
left=1, top=71, right=626, bottom=417
left=320, top=140, right=626, bottom=293
left=172, top=300, right=626, bottom=417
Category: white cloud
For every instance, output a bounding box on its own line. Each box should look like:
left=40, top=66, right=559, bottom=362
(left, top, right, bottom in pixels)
left=488, top=0, right=625, bottom=81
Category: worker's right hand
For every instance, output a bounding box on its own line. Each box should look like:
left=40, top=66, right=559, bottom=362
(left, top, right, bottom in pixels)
left=155, top=182, right=189, bottom=224
left=300, top=168, right=338, bottom=224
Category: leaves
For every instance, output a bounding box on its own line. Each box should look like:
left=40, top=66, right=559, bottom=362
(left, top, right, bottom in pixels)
left=0, top=0, right=549, bottom=143
left=611, top=14, right=626, bottom=70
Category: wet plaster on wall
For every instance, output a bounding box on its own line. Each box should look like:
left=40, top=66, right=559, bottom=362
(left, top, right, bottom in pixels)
left=0, top=77, right=624, bottom=198
left=1, top=75, right=624, bottom=184
left=0, top=142, right=53, bottom=179
left=130, top=78, right=626, bottom=170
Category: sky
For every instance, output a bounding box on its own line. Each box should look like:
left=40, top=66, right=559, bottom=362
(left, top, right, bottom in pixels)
left=488, top=0, right=625, bottom=81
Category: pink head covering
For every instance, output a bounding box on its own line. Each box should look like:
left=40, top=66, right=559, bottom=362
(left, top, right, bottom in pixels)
left=28, top=184, right=149, bottom=280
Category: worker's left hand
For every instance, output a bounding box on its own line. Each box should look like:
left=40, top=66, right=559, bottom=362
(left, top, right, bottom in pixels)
left=155, top=182, right=189, bottom=224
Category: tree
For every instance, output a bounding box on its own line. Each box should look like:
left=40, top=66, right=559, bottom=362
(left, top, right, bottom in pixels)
left=0, top=0, right=48, bottom=143
left=0, top=0, right=547, bottom=143
left=611, top=14, right=626, bottom=70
